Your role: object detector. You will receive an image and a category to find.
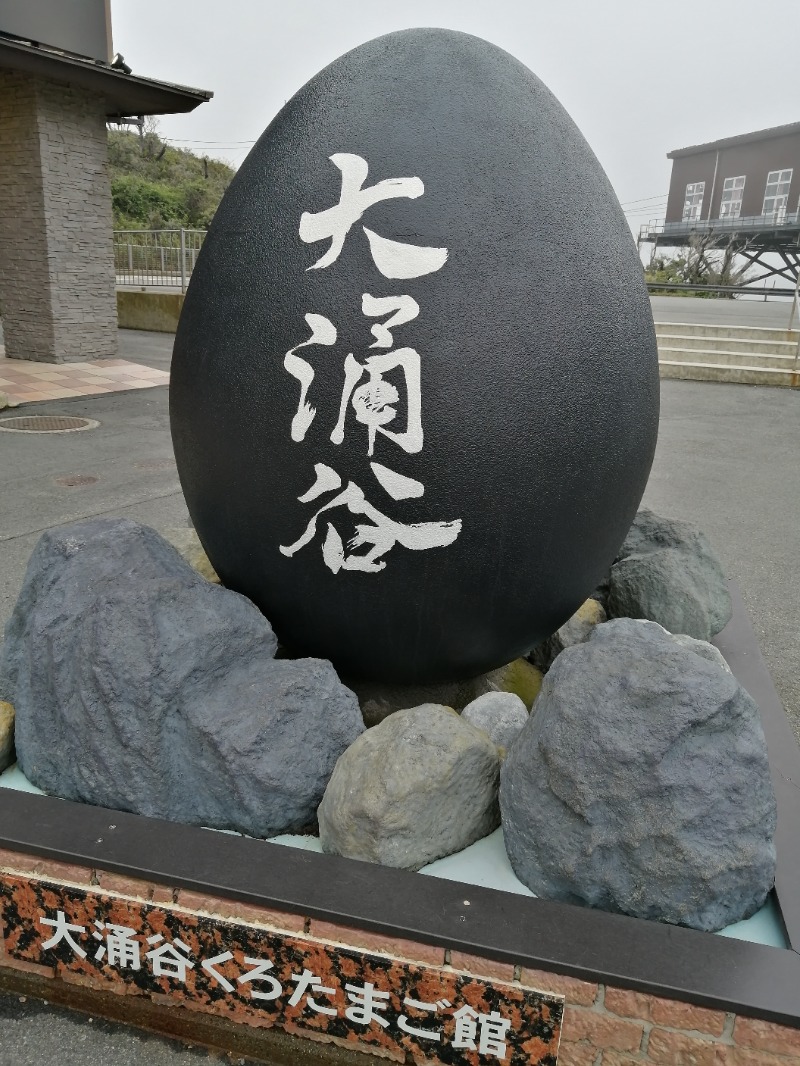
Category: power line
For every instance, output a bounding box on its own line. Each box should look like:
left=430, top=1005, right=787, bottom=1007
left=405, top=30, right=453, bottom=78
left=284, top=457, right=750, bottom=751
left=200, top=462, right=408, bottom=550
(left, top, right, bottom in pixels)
left=618, top=192, right=669, bottom=207
left=162, top=137, right=256, bottom=146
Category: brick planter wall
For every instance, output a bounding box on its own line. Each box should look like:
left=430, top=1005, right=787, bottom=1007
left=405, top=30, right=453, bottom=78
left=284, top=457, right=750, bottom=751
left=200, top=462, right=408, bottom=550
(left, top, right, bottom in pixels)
left=1, top=847, right=798, bottom=1065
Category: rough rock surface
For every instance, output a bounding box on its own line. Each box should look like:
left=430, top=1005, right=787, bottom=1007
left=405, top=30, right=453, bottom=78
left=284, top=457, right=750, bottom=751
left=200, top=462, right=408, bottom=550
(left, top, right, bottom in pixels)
left=530, top=599, right=606, bottom=671
left=0, top=701, right=14, bottom=772
left=461, top=692, right=528, bottom=751
left=350, top=658, right=543, bottom=727
left=608, top=509, right=732, bottom=640
left=159, top=526, right=220, bottom=583
left=319, top=704, right=501, bottom=870
left=0, top=643, right=13, bottom=704
left=670, top=632, right=731, bottom=673
left=501, top=618, right=776, bottom=932
left=1, top=518, right=363, bottom=836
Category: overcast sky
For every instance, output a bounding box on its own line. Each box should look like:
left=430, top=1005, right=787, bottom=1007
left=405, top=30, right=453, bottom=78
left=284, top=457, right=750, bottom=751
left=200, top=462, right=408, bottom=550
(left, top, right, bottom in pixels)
left=111, top=0, right=799, bottom=232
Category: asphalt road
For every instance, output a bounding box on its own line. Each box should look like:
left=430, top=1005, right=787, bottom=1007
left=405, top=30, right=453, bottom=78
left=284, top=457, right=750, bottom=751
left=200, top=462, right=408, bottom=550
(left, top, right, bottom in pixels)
left=0, top=318, right=799, bottom=1062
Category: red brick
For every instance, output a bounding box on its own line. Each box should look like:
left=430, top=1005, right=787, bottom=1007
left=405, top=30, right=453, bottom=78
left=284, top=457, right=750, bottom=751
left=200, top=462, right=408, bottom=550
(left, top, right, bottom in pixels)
left=520, top=967, right=598, bottom=1007
left=558, top=1042, right=599, bottom=1065
left=562, top=1007, right=644, bottom=1052
left=602, top=1054, right=645, bottom=1066
left=176, top=890, right=305, bottom=933
left=448, top=950, right=514, bottom=983
left=0, top=849, right=42, bottom=874
left=36, top=859, right=93, bottom=885
left=0, top=956, right=55, bottom=979
left=604, top=987, right=726, bottom=1038
left=714, top=1047, right=799, bottom=1066
left=94, top=870, right=156, bottom=900
left=151, top=885, right=175, bottom=905
left=308, top=919, right=444, bottom=967
left=647, top=1027, right=717, bottom=1065
left=733, top=1016, right=800, bottom=1057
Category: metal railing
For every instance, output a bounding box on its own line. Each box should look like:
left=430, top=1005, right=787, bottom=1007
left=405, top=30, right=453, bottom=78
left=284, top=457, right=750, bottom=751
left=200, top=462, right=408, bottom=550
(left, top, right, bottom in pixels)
left=640, top=212, right=800, bottom=241
left=113, top=229, right=206, bottom=291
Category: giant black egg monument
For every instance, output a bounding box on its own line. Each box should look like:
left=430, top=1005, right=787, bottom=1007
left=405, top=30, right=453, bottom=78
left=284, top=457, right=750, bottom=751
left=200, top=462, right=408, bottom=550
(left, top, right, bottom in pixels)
left=170, top=29, right=659, bottom=684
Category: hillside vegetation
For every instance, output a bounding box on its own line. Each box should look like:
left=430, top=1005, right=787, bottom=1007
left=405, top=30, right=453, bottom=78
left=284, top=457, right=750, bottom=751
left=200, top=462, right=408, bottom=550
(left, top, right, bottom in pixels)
left=108, top=127, right=236, bottom=230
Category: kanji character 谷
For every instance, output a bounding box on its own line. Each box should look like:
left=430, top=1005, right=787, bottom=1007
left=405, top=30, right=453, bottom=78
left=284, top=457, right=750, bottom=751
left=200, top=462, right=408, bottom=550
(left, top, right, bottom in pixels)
left=145, top=933, right=195, bottom=982
left=279, top=470, right=461, bottom=574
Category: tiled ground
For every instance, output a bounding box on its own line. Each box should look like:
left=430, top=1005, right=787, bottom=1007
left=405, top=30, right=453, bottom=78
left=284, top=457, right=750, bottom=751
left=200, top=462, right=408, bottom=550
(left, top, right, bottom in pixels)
left=0, top=355, right=169, bottom=404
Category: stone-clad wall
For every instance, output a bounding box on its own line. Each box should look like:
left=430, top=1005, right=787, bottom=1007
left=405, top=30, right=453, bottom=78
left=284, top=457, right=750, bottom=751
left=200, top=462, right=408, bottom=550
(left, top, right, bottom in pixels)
left=1, top=848, right=799, bottom=1065
left=0, top=71, right=117, bottom=363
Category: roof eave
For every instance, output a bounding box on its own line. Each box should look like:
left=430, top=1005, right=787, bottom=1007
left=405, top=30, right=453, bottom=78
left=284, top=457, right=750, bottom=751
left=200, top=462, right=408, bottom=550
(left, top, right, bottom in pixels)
left=0, top=35, right=212, bottom=115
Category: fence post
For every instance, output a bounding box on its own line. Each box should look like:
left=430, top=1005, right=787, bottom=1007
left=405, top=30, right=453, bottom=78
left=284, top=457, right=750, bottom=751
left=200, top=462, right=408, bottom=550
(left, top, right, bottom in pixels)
left=179, top=228, right=187, bottom=293
left=127, top=244, right=133, bottom=273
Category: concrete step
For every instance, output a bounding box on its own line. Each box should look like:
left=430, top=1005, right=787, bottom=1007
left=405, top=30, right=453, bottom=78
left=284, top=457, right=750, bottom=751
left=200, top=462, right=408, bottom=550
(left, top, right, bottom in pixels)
left=658, top=346, right=800, bottom=370
left=659, top=359, right=800, bottom=387
left=654, top=320, right=799, bottom=345
left=655, top=333, right=798, bottom=356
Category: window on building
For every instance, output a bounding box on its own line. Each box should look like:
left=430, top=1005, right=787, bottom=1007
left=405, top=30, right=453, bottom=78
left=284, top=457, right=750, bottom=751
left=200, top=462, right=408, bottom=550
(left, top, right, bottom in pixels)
left=719, top=176, right=745, bottom=219
left=682, top=182, right=705, bottom=222
left=762, top=169, right=792, bottom=221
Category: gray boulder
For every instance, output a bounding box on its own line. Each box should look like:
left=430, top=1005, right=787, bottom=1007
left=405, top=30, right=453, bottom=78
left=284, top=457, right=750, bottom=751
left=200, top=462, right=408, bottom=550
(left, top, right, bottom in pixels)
left=2, top=519, right=363, bottom=836
left=461, top=692, right=528, bottom=751
left=530, top=598, right=606, bottom=671
left=607, top=509, right=731, bottom=640
left=319, top=704, right=500, bottom=870
left=500, top=618, right=776, bottom=932
left=0, top=642, right=13, bottom=704
left=670, top=632, right=731, bottom=673
left=0, top=700, right=14, bottom=772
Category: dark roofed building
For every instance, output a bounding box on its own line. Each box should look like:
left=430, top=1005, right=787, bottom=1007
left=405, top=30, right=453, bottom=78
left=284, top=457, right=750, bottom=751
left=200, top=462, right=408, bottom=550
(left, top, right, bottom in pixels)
left=640, top=122, right=800, bottom=287
left=0, top=0, right=211, bottom=363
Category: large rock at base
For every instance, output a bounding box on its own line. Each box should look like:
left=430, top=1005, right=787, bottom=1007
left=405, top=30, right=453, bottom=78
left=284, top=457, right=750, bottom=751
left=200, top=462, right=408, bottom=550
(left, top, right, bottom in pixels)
left=0, top=642, right=13, bottom=704
left=607, top=509, right=731, bottom=640
left=529, top=598, right=606, bottom=671
left=319, top=704, right=500, bottom=870
left=500, top=618, right=776, bottom=932
left=461, top=692, right=528, bottom=752
left=0, top=701, right=14, bottom=772
left=351, top=657, right=543, bottom=727
left=2, top=519, right=363, bottom=836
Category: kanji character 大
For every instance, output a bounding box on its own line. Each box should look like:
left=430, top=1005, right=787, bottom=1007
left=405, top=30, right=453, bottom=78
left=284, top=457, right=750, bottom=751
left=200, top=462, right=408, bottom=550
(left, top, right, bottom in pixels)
left=288, top=968, right=337, bottom=1016
left=39, top=910, right=87, bottom=959
left=452, top=1005, right=512, bottom=1059
left=397, top=996, right=452, bottom=1041
left=92, top=921, right=141, bottom=970
left=299, top=153, right=447, bottom=278
left=344, top=981, right=390, bottom=1028
left=145, top=933, right=195, bottom=982
left=237, top=956, right=283, bottom=1002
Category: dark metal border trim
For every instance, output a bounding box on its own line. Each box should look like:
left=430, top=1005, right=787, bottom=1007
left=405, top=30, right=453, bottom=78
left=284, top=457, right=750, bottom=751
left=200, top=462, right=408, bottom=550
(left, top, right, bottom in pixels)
left=2, top=584, right=800, bottom=1026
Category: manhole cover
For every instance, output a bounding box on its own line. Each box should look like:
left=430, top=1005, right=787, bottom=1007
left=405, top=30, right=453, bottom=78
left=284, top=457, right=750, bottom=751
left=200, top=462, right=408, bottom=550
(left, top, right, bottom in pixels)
left=0, top=415, right=99, bottom=433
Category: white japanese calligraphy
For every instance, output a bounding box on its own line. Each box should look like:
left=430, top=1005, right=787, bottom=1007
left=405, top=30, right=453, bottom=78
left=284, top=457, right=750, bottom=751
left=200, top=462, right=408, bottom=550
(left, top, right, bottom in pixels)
left=284, top=313, right=337, bottom=442
left=40, top=911, right=87, bottom=958
left=344, top=981, right=390, bottom=1028
left=279, top=478, right=461, bottom=574
left=299, top=154, right=447, bottom=278
left=92, top=921, right=141, bottom=970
